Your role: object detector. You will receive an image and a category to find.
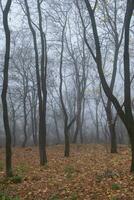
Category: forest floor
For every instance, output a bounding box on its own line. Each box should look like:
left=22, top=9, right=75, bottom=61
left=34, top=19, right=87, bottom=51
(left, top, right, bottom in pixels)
left=0, top=144, right=134, bottom=200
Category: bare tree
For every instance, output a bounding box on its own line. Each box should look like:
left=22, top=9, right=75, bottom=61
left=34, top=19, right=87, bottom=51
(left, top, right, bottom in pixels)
left=28, top=72, right=38, bottom=146
left=9, top=89, right=17, bottom=147
left=83, top=0, right=134, bottom=171
left=1, top=0, right=13, bottom=177
left=59, top=17, right=76, bottom=157
left=37, top=0, right=48, bottom=164
left=66, top=35, right=87, bottom=144
left=23, top=0, right=47, bottom=164
left=99, top=0, right=124, bottom=153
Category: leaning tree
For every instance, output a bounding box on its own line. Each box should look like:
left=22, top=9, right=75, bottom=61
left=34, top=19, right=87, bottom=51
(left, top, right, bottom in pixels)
left=82, top=0, right=134, bottom=171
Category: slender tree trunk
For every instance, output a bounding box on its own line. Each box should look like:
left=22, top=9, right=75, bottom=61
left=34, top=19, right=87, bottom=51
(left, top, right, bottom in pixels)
left=39, top=115, right=47, bottom=164
left=22, top=99, right=27, bottom=147
left=37, top=0, right=47, bottom=164
left=64, top=121, right=70, bottom=157
left=29, top=89, right=38, bottom=146
left=107, top=107, right=117, bottom=153
left=130, top=141, right=134, bottom=172
left=12, top=110, right=16, bottom=147
left=109, top=123, right=117, bottom=153
left=73, top=114, right=80, bottom=143
left=1, top=0, right=13, bottom=177
left=95, top=101, right=100, bottom=143
left=30, top=98, right=38, bottom=146
left=31, top=105, right=37, bottom=146
left=107, top=108, right=117, bottom=153
left=24, top=0, right=48, bottom=164
left=53, top=110, right=61, bottom=144
left=59, top=19, right=71, bottom=157
left=73, top=95, right=81, bottom=143
left=80, top=98, right=85, bottom=144
left=127, top=126, right=134, bottom=172
left=9, top=93, right=16, bottom=147
left=34, top=97, right=38, bottom=145
left=80, top=116, right=83, bottom=144
left=31, top=104, right=35, bottom=145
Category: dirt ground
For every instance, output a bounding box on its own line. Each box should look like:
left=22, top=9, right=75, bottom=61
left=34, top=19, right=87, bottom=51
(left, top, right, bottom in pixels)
left=0, top=144, right=134, bottom=200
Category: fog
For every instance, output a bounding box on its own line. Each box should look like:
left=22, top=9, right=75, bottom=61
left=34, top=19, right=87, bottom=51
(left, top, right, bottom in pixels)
left=0, top=0, right=133, bottom=148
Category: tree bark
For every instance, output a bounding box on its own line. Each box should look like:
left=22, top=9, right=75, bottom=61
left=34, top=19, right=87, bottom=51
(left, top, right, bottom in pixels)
left=124, top=0, right=134, bottom=171
left=95, top=101, right=100, bottom=143
left=109, top=122, right=117, bottom=153
left=64, top=122, right=70, bottom=157
left=22, top=97, right=27, bottom=147
left=73, top=97, right=81, bottom=143
left=37, top=0, right=47, bottom=165
left=106, top=106, right=117, bottom=153
left=1, top=0, right=13, bottom=177
left=12, top=110, right=16, bottom=147
left=53, top=109, right=61, bottom=144
left=80, top=98, right=85, bottom=144
left=130, top=138, right=134, bottom=172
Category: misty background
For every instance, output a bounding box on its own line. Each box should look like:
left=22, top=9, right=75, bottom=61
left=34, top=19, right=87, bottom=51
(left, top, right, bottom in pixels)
left=0, top=0, right=133, bottom=147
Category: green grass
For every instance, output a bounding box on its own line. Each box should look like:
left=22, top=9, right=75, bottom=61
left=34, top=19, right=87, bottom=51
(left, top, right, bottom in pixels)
left=49, top=194, right=60, bottom=200
left=64, top=165, right=75, bottom=179
left=0, top=192, right=20, bottom=200
left=111, top=183, right=121, bottom=190
left=0, top=161, right=4, bottom=171
left=16, top=163, right=29, bottom=175
left=70, top=193, right=78, bottom=200
left=10, top=175, right=22, bottom=184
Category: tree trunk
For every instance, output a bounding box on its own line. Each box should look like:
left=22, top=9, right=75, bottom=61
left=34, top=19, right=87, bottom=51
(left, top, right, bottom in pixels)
left=22, top=100, right=27, bottom=147
left=34, top=99, right=38, bottom=145
left=95, top=101, right=100, bottom=143
left=31, top=105, right=35, bottom=145
left=29, top=89, right=38, bottom=146
left=53, top=110, right=61, bottom=144
left=39, top=116, right=47, bottom=165
left=128, top=126, right=134, bottom=172
left=12, top=109, right=16, bottom=147
left=1, top=0, right=13, bottom=177
left=73, top=97, right=81, bottom=143
left=64, top=123, right=70, bottom=157
left=37, top=0, right=48, bottom=165
left=107, top=107, right=117, bottom=153
left=109, top=123, right=117, bottom=153
left=31, top=100, right=38, bottom=146
left=79, top=99, right=85, bottom=144
left=130, top=141, right=134, bottom=172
